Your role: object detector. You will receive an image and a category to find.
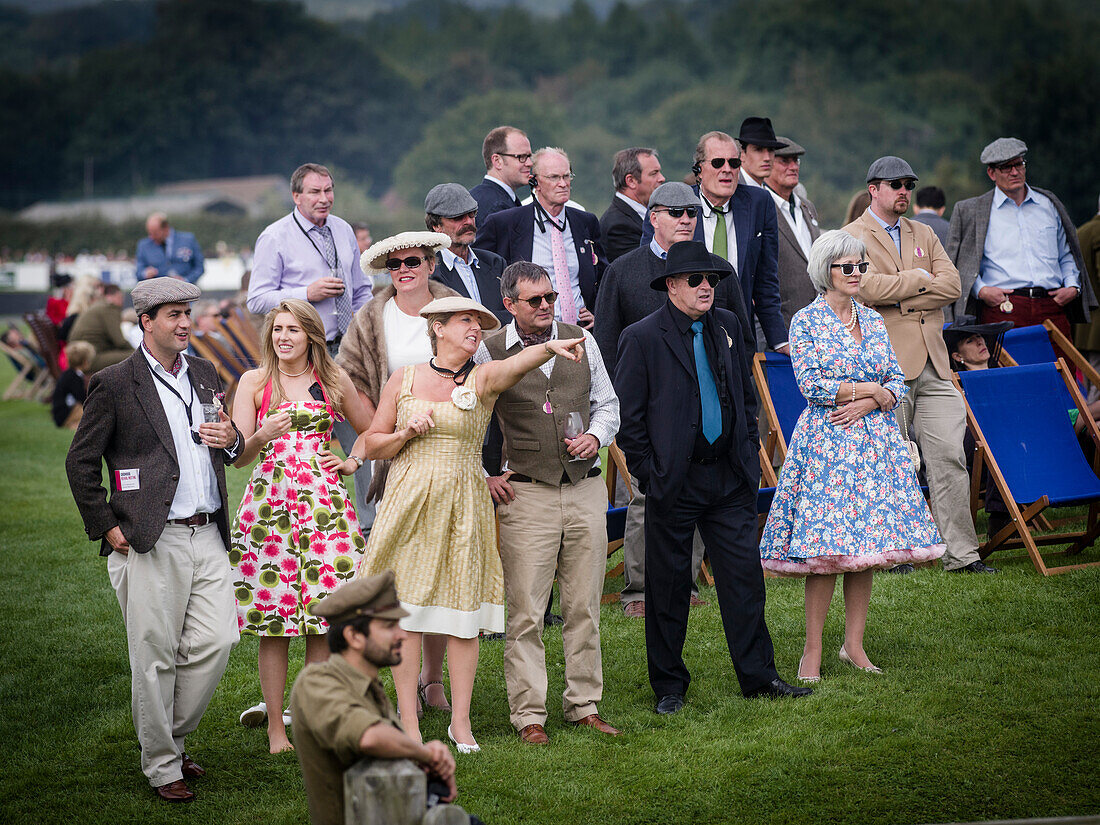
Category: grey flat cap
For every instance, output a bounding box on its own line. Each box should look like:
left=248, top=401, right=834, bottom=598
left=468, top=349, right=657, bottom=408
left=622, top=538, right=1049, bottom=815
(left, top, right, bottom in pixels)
left=866, top=156, right=918, bottom=183
left=424, top=183, right=478, bottom=218
left=980, top=137, right=1027, bottom=166
left=131, top=277, right=201, bottom=317
left=775, top=136, right=805, bottom=158
left=649, top=181, right=699, bottom=209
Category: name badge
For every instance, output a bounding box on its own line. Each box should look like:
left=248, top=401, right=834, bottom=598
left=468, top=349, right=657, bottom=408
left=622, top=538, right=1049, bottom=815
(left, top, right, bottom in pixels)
left=115, top=469, right=140, bottom=491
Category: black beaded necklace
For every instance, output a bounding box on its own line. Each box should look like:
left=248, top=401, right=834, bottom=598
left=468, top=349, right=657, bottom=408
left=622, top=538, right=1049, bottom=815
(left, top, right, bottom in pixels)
left=429, top=357, right=475, bottom=385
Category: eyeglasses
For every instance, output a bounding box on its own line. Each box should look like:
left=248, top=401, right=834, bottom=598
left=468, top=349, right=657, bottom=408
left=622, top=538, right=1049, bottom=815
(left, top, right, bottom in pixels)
left=654, top=206, right=699, bottom=219
left=708, top=157, right=742, bottom=170
left=498, top=152, right=532, bottom=163
left=514, top=291, right=558, bottom=309
left=830, top=262, right=870, bottom=275
left=881, top=180, right=916, bottom=191
left=448, top=210, right=477, bottom=222
left=538, top=172, right=575, bottom=184
left=384, top=255, right=425, bottom=271
left=993, top=159, right=1026, bottom=172
left=682, top=273, right=720, bottom=288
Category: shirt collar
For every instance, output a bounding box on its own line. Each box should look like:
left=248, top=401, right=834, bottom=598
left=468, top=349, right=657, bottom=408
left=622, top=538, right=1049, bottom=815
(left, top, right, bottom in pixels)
left=293, top=205, right=327, bottom=230
left=484, top=175, right=516, bottom=200
left=649, top=238, right=668, bottom=259
left=699, top=192, right=731, bottom=217
left=993, top=184, right=1037, bottom=208
left=615, top=191, right=649, bottom=220
left=867, top=206, right=900, bottom=232
left=505, top=319, right=558, bottom=349
left=441, top=247, right=478, bottom=270
left=329, top=653, right=382, bottom=697
left=667, top=301, right=703, bottom=335
left=767, top=185, right=799, bottom=213
left=141, top=341, right=187, bottom=378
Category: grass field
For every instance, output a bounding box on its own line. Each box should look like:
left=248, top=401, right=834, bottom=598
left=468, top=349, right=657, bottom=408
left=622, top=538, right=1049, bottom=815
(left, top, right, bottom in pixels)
left=1, top=359, right=1098, bottom=825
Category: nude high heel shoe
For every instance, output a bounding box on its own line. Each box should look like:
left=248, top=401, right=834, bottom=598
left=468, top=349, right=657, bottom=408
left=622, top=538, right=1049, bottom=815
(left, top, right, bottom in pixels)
left=839, top=645, right=883, bottom=674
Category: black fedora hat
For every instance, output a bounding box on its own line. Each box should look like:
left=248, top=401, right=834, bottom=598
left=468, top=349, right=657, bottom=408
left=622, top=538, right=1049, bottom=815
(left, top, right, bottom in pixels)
left=943, top=315, right=1013, bottom=365
left=650, top=241, right=734, bottom=291
left=737, top=117, right=785, bottom=149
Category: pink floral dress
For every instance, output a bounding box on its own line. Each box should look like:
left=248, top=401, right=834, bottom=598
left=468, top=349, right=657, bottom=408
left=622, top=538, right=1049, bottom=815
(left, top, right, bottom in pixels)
left=230, top=379, right=365, bottom=635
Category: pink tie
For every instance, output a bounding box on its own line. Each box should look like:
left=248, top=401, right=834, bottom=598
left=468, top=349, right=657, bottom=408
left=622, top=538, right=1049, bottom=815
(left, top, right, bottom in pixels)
left=550, top=225, right=578, bottom=325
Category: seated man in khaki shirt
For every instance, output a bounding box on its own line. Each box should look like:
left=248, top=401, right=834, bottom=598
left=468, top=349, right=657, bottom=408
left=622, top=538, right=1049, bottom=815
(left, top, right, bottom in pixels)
left=290, top=571, right=460, bottom=825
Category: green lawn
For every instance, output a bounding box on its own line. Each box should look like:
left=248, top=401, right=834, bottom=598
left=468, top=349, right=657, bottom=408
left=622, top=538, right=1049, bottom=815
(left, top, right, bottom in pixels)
left=1, top=365, right=1098, bottom=824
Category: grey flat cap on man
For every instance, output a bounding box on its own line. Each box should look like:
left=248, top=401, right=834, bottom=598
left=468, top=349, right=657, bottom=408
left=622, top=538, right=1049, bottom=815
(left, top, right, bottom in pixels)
left=866, top=156, right=919, bottom=183
left=980, top=137, right=1028, bottom=166
left=648, top=181, right=699, bottom=209
left=130, top=276, right=202, bottom=317
left=424, top=183, right=479, bottom=218
left=774, top=137, right=806, bottom=158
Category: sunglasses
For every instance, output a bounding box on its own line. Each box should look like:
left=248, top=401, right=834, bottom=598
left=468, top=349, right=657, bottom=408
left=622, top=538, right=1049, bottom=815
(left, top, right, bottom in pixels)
left=882, top=180, right=916, bottom=191
left=384, top=255, right=425, bottom=271
left=708, top=157, right=742, bottom=170
left=830, top=262, right=870, bottom=275
left=655, top=206, right=699, bottom=219
left=994, top=159, right=1026, bottom=172
left=682, top=273, right=721, bottom=288
left=515, top=291, right=558, bottom=309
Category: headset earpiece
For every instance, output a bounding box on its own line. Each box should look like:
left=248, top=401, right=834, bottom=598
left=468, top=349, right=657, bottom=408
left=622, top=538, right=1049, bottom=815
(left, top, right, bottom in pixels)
left=691, top=162, right=702, bottom=177
left=529, top=175, right=538, bottom=189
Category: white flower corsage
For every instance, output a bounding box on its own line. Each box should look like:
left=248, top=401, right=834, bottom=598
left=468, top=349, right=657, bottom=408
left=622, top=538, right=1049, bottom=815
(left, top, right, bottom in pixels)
left=451, top=385, right=477, bottom=410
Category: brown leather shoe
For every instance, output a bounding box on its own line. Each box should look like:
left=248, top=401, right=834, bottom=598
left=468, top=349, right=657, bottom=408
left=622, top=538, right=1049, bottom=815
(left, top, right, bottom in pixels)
left=689, top=594, right=709, bottom=607
left=571, top=714, right=621, bottom=736
left=181, top=754, right=205, bottom=779
left=623, top=601, right=645, bottom=618
left=154, top=779, right=194, bottom=803
left=518, top=724, right=549, bottom=744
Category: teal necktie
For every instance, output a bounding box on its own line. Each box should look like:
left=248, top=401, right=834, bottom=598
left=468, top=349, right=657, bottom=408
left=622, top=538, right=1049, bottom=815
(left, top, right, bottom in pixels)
left=691, top=321, right=722, bottom=443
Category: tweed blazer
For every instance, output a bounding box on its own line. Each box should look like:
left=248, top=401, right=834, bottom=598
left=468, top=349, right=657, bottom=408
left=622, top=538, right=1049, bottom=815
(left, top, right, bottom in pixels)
left=335, top=280, right=458, bottom=407
left=774, top=194, right=822, bottom=330
left=843, top=210, right=961, bottom=381
left=65, top=350, right=234, bottom=556
left=1074, top=214, right=1100, bottom=351
left=946, top=187, right=1094, bottom=323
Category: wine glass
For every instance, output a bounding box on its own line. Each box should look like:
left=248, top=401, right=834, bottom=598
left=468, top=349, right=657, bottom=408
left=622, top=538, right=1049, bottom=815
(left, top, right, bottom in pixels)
left=563, top=412, right=585, bottom=461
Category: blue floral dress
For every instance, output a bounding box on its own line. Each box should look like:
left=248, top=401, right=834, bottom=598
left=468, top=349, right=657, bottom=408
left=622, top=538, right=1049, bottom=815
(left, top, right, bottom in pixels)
left=759, top=297, right=944, bottom=575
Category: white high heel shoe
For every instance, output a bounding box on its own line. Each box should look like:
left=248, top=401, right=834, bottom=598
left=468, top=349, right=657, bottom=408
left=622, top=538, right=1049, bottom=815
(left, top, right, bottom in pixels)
left=797, top=654, right=821, bottom=684
left=839, top=645, right=883, bottom=674
left=447, top=724, right=480, bottom=754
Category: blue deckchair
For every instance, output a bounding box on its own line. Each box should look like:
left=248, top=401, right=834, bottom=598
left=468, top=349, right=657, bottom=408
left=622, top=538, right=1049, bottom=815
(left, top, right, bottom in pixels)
left=999, top=319, right=1100, bottom=398
left=753, top=352, right=807, bottom=465
left=955, top=361, right=1100, bottom=575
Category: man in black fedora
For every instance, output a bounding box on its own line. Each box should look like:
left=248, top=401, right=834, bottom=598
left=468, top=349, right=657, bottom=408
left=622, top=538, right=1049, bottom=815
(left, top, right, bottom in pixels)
left=613, top=241, right=810, bottom=714
left=736, top=116, right=786, bottom=189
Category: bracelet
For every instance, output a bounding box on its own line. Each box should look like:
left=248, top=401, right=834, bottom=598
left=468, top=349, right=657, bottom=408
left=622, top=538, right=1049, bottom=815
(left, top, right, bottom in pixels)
left=349, top=455, right=364, bottom=469
left=851, top=383, right=856, bottom=403
left=545, top=342, right=552, bottom=354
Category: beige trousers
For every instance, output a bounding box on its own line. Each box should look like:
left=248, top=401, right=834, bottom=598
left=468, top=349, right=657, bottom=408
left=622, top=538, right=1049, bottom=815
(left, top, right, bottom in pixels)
left=106, top=522, right=239, bottom=786
left=496, top=475, right=607, bottom=730
left=896, top=362, right=981, bottom=570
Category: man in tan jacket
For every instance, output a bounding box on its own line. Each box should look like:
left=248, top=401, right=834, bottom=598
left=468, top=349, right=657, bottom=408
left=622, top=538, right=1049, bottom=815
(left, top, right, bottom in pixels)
left=844, top=156, right=996, bottom=574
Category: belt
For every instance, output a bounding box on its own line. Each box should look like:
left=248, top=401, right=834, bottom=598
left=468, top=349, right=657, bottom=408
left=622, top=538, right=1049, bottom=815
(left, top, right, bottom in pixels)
left=690, top=456, right=720, bottom=466
left=1008, top=287, right=1054, bottom=298
left=167, top=511, right=219, bottom=527
left=327, top=334, right=344, bottom=354
left=509, top=467, right=602, bottom=484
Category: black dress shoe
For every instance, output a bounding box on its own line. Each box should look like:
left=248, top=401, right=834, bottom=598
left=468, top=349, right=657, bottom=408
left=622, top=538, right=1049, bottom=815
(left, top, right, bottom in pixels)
left=655, top=693, right=685, bottom=715
left=949, top=560, right=999, bottom=574
left=744, top=679, right=813, bottom=699
left=885, top=563, right=914, bottom=574
left=544, top=612, right=564, bottom=626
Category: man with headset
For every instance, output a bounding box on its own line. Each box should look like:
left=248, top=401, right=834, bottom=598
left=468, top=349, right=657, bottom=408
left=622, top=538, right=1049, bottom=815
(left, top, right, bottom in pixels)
left=475, top=147, right=606, bottom=330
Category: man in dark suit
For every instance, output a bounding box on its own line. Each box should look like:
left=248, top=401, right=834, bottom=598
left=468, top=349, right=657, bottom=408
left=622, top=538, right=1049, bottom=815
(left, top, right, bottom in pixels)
left=66, top=278, right=243, bottom=802
left=912, top=186, right=951, bottom=247
left=641, top=131, right=787, bottom=352
left=475, top=147, right=606, bottom=330
left=424, top=183, right=509, bottom=325
left=765, top=137, right=822, bottom=330
left=470, top=125, right=533, bottom=220
left=599, top=147, right=665, bottom=263
left=614, top=242, right=810, bottom=714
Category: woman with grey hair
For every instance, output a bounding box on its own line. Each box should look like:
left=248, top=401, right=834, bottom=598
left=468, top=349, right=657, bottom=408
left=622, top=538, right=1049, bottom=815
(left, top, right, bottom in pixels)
left=759, top=229, right=943, bottom=682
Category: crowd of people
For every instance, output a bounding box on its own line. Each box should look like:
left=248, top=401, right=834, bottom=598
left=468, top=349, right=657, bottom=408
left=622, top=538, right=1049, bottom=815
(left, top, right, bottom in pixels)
left=57, top=119, right=1100, bottom=823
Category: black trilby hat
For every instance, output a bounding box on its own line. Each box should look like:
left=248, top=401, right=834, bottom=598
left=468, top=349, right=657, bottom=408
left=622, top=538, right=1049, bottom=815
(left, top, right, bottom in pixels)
left=737, top=117, right=785, bottom=149
left=651, top=241, right=734, bottom=291
left=943, top=315, right=1013, bottom=363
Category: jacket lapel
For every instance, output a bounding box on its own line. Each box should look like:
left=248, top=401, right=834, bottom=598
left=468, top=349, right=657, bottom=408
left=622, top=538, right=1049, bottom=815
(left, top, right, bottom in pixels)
left=131, top=352, right=178, bottom=462
left=566, top=207, right=596, bottom=295
left=975, top=191, right=992, bottom=254
left=513, top=205, right=534, bottom=262
left=861, top=212, right=902, bottom=270
left=659, top=304, right=695, bottom=378
left=731, top=187, right=751, bottom=275
left=775, top=205, right=806, bottom=263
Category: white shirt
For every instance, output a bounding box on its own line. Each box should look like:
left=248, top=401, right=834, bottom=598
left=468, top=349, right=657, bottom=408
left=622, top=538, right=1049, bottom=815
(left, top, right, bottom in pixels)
left=699, top=193, right=739, bottom=269
left=483, top=175, right=518, bottom=203
left=140, top=346, right=221, bottom=519
left=440, top=247, right=482, bottom=304
left=531, top=209, right=585, bottom=317
left=769, top=187, right=814, bottom=257
left=615, top=191, right=649, bottom=221
left=739, top=169, right=766, bottom=189
left=382, top=298, right=433, bottom=375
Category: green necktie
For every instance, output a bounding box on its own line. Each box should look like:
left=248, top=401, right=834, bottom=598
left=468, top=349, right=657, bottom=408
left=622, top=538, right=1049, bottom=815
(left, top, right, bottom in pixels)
left=712, top=209, right=728, bottom=260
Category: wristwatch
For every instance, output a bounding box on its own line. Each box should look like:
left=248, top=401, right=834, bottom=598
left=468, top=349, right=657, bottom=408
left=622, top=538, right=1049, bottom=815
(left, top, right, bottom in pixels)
left=349, top=455, right=364, bottom=469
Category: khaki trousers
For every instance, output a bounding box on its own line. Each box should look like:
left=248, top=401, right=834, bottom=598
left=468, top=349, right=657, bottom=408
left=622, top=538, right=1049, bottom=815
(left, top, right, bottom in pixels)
left=107, top=522, right=239, bottom=786
left=622, top=477, right=705, bottom=604
left=896, top=362, right=981, bottom=570
left=497, top=475, right=607, bottom=730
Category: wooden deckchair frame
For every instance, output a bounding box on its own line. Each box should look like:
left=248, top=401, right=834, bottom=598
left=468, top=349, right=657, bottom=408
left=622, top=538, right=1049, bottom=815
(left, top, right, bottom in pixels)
left=1, top=340, right=52, bottom=401
left=999, top=319, right=1100, bottom=393
left=953, top=359, right=1100, bottom=575
left=601, top=441, right=634, bottom=604
left=753, top=352, right=790, bottom=465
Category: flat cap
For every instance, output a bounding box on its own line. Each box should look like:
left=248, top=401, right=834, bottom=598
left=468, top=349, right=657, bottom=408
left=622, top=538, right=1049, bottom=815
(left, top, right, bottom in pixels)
left=424, top=183, right=478, bottom=218
left=361, top=231, right=451, bottom=276
left=131, top=276, right=201, bottom=317
left=774, top=136, right=805, bottom=158
left=313, top=570, right=410, bottom=624
left=980, top=137, right=1027, bottom=166
left=866, top=156, right=918, bottom=183
left=649, top=181, right=699, bottom=209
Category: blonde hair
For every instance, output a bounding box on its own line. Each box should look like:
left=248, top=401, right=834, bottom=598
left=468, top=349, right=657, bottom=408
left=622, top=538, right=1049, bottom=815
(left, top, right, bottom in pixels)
left=65, top=340, right=95, bottom=371
left=424, top=312, right=450, bottom=355
left=258, top=299, right=345, bottom=413
left=66, top=275, right=102, bottom=317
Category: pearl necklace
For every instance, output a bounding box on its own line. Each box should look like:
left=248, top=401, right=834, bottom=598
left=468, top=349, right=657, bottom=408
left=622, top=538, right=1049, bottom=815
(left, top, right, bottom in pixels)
left=843, top=299, right=859, bottom=331
left=279, top=362, right=311, bottom=378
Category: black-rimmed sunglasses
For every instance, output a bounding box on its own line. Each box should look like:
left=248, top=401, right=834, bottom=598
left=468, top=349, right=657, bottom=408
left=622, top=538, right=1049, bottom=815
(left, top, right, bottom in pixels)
left=709, top=157, right=742, bottom=170
left=515, top=291, right=558, bottom=309
left=385, top=255, right=425, bottom=271
left=683, top=273, right=720, bottom=288
left=655, top=206, right=699, bottom=219
left=884, top=180, right=916, bottom=191
left=830, top=262, right=870, bottom=275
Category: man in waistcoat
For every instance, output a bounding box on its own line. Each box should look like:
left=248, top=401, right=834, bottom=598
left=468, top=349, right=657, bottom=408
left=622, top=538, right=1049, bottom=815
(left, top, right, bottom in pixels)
left=473, top=261, right=621, bottom=745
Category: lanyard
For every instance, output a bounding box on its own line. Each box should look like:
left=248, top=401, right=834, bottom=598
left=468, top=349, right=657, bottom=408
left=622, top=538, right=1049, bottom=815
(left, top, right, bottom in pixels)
left=150, top=365, right=199, bottom=436
left=292, top=211, right=340, bottom=271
